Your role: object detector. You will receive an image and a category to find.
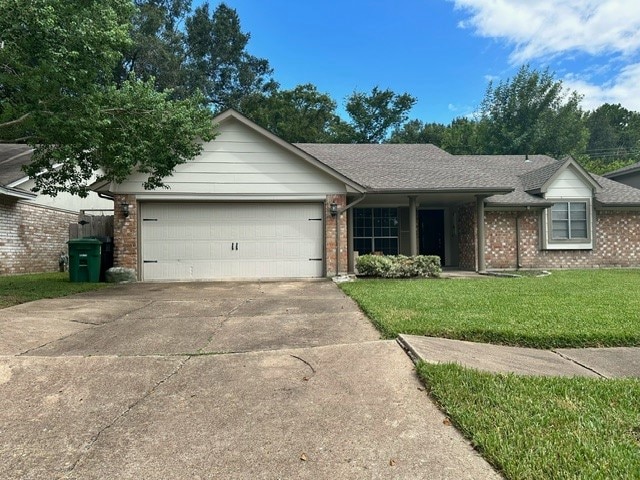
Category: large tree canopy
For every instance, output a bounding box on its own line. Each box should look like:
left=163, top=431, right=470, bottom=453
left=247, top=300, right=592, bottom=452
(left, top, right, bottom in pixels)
left=185, top=2, right=276, bottom=110
left=239, top=84, right=339, bottom=143
left=343, top=87, right=416, bottom=143
left=0, top=0, right=214, bottom=196
left=479, top=65, right=588, bottom=157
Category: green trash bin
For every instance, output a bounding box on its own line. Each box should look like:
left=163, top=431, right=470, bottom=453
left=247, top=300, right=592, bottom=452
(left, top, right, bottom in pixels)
left=67, top=238, right=102, bottom=282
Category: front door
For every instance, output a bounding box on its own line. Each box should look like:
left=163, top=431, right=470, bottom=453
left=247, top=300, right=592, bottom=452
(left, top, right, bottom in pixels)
left=419, top=210, right=445, bottom=264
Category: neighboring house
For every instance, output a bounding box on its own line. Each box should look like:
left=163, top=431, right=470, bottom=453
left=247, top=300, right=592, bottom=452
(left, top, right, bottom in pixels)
left=92, top=109, right=640, bottom=281
left=604, top=161, right=640, bottom=189
left=0, top=144, right=113, bottom=275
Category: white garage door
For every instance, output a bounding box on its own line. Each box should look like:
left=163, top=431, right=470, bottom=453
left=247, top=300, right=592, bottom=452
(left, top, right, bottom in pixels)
left=140, top=203, right=324, bottom=280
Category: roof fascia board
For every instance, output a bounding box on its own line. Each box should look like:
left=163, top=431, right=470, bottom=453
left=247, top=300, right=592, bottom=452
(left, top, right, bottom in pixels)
left=594, top=200, right=640, bottom=209
left=365, top=187, right=515, bottom=195
left=213, top=109, right=365, bottom=193
left=0, top=186, right=37, bottom=199
left=603, top=164, right=640, bottom=178
left=485, top=204, right=551, bottom=210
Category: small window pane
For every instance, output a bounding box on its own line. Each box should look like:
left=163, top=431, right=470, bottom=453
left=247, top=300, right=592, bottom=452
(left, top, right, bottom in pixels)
left=570, top=221, right=587, bottom=238
left=374, top=238, right=398, bottom=255
left=552, top=222, right=569, bottom=239
left=354, top=238, right=373, bottom=255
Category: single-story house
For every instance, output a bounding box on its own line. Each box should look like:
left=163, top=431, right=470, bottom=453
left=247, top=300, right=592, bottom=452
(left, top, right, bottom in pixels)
left=0, top=144, right=113, bottom=275
left=604, top=161, right=640, bottom=189
left=93, top=109, right=640, bottom=281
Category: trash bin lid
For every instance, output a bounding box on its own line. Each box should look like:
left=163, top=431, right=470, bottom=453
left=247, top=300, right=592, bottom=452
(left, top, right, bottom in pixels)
left=67, top=238, right=102, bottom=245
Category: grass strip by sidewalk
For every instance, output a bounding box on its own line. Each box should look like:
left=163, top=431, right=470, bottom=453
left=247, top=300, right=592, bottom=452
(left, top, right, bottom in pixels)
left=417, top=362, right=640, bottom=480
left=339, top=269, right=640, bottom=348
left=0, top=272, right=109, bottom=309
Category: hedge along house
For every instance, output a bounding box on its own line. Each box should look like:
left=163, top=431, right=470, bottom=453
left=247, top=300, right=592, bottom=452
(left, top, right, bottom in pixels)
left=93, top=109, right=640, bottom=281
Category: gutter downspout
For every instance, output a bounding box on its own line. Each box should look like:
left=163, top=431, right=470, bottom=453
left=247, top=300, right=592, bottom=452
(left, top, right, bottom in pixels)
left=516, top=212, right=521, bottom=269
left=335, top=193, right=366, bottom=275
left=98, top=192, right=115, bottom=201
left=476, top=195, right=486, bottom=272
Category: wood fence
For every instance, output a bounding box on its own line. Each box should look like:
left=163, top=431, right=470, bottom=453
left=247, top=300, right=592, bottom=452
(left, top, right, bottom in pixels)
left=69, top=212, right=114, bottom=239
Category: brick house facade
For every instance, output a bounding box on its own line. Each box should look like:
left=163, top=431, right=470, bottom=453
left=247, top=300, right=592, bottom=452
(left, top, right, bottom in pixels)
left=484, top=209, right=640, bottom=269
left=98, top=110, right=640, bottom=281
left=0, top=197, right=77, bottom=275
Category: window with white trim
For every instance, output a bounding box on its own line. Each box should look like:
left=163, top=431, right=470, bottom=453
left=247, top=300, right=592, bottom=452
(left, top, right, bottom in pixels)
left=542, top=199, right=593, bottom=250
left=551, top=201, right=588, bottom=240
left=353, top=208, right=399, bottom=255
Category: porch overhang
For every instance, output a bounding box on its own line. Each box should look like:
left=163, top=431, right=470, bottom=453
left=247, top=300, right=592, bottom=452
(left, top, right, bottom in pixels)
left=348, top=187, right=514, bottom=207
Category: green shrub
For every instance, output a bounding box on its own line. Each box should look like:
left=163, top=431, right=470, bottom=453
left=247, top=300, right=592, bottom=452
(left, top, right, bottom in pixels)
left=356, top=254, right=441, bottom=278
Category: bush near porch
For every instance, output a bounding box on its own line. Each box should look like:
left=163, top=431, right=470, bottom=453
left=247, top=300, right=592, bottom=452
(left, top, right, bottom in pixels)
left=340, top=269, right=640, bottom=348
left=356, top=254, right=441, bottom=278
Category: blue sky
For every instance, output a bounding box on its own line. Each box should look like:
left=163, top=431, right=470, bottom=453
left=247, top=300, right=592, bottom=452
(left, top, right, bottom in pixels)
left=210, top=0, right=640, bottom=124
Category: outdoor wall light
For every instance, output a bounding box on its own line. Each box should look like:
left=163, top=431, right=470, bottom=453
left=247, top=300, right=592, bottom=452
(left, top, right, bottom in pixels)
left=330, top=203, right=338, bottom=217
left=121, top=202, right=130, bottom=218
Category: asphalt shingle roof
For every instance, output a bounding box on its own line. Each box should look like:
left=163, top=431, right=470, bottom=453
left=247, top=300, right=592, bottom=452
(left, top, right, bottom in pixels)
left=295, top=144, right=515, bottom=192
left=518, top=160, right=565, bottom=193
left=294, top=144, right=640, bottom=207
left=0, top=144, right=33, bottom=186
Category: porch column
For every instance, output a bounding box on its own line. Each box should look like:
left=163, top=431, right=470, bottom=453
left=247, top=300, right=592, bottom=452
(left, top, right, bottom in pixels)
left=409, top=195, right=418, bottom=256
left=476, top=195, right=486, bottom=272
left=347, top=208, right=355, bottom=272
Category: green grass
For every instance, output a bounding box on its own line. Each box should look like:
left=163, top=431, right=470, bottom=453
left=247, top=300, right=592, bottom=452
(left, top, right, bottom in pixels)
left=340, top=269, right=640, bottom=348
left=0, top=272, right=109, bottom=309
left=417, top=362, right=640, bottom=480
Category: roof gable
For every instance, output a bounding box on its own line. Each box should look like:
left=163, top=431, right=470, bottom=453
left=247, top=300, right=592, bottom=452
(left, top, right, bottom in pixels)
left=213, top=110, right=364, bottom=192
left=520, top=157, right=600, bottom=195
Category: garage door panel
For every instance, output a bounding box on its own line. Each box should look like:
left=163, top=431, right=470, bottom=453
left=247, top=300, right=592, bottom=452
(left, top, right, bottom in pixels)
left=141, top=203, right=324, bottom=280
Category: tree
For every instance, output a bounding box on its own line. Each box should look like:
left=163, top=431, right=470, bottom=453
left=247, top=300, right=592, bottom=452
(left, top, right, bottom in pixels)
left=480, top=65, right=588, bottom=157
left=0, top=0, right=214, bottom=196
left=240, top=84, right=340, bottom=143
left=441, top=117, right=486, bottom=155
left=388, top=119, right=447, bottom=145
left=185, top=2, right=276, bottom=110
left=343, top=87, right=417, bottom=143
left=115, top=0, right=191, bottom=96
left=585, top=103, right=640, bottom=157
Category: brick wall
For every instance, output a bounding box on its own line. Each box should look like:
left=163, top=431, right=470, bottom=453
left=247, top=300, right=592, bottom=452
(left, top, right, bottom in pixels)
left=457, top=203, right=477, bottom=270
left=0, top=197, right=77, bottom=275
left=325, top=194, right=347, bottom=276
left=113, top=194, right=138, bottom=272
left=484, top=211, right=518, bottom=269
left=485, top=209, right=640, bottom=269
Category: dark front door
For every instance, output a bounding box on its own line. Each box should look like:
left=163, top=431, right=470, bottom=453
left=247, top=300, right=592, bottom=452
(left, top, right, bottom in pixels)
left=419, top=210, right=445, bottom=264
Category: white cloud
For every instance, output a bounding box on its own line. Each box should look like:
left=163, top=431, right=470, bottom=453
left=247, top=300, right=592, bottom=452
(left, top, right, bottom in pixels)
left=564, top=63, right=640, bottom=111
left=483, top=74, right=500, bottom=83
left=451, top=0, right=640, bottom=63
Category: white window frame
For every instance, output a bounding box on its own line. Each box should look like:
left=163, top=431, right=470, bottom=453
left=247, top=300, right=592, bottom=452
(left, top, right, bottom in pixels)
left=541, top=198, right=593, bottom=250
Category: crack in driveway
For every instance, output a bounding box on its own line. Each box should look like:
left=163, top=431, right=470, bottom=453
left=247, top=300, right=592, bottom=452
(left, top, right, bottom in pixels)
left=61, top=355, right=191, bottom=478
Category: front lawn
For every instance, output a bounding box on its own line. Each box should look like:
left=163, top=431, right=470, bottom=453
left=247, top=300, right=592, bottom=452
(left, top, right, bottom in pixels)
left=418, top=362, right=640, bottom=480
left=0, top=272, right=109, bottom=309
left=340, top=269, right=640, bottom=348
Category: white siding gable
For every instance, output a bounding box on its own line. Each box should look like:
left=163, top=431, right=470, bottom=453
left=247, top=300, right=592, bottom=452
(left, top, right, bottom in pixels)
left=114, top=118, right=346, bottom=196
left=544, top=166, right=593, bottom=199
left=17, top=178, right=113, bottom=213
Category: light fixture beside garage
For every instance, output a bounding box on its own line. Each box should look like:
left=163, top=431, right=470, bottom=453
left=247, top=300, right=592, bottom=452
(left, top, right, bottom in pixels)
left=120, top=202, right=130, bottom=218
left=330, top=203, right=338, bottom=217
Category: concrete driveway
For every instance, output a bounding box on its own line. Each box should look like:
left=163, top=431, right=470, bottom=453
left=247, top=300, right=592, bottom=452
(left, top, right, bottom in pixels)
left=0, top=280, right=498, bottom=479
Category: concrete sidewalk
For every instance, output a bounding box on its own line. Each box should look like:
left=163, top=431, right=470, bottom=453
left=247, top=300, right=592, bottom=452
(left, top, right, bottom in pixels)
left=399, top=335, right=640, bottom=378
